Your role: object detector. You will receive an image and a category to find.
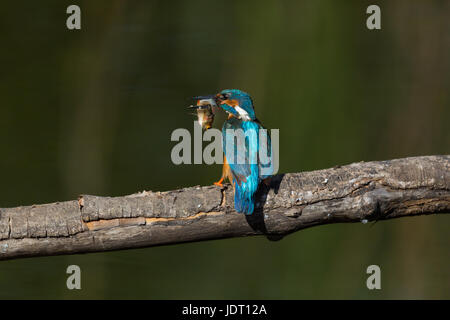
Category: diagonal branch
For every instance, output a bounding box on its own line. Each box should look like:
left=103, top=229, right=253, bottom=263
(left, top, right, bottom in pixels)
left=0, top=155, right=449, bottom=261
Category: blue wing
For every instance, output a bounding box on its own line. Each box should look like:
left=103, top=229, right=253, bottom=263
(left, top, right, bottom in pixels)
left=222, top=118, right=262, bottom=214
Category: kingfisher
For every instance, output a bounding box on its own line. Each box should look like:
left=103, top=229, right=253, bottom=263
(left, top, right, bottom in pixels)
left=211, top=89, right=273, bottom=215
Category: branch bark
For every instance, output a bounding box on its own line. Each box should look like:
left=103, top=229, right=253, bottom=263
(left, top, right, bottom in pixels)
left=0, top=155, right=449, bottom=261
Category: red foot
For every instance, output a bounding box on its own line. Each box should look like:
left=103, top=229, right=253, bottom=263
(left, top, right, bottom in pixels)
left=214, top=178, right=224, bottom=187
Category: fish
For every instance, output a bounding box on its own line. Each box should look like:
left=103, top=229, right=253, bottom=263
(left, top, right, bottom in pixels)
left=188, top=97, right=217, bottom=130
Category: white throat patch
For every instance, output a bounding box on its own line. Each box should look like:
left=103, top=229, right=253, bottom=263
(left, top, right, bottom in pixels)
left=235, top=106, right=251, bottom=120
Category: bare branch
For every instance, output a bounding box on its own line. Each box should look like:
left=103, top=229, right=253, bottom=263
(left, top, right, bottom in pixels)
left=0, top=155, right=449, bottom=261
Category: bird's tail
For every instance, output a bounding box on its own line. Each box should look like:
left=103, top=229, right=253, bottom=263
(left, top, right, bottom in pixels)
left=234, top=181, right=258, bottom=215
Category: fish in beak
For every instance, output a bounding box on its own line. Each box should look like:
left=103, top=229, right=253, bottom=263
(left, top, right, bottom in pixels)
left=188, top=95, right=218, bottom=130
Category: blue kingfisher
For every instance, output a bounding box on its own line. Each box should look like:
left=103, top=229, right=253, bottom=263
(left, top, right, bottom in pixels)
left=192, top=89, right=273, bottom=215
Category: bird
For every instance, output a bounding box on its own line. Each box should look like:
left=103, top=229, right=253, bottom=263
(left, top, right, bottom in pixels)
left=212, top=89, right=273, bottom=215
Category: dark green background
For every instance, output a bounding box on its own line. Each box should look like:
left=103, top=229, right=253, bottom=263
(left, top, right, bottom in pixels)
left=0, top=0, right=448, bottom=299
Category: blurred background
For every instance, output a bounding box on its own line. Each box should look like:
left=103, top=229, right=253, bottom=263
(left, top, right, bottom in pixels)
left=0, top=0, right=449, bottom=299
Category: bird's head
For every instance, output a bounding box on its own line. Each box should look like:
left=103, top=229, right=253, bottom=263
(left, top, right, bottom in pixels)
left=215, top=89, right=255, bottom=121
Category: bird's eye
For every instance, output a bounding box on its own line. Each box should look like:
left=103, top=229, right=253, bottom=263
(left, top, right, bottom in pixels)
left=215, top=93, right=230, bottom=102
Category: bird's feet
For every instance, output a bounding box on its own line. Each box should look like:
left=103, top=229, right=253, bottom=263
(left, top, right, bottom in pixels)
left=213, top=178, right=224, bottom=187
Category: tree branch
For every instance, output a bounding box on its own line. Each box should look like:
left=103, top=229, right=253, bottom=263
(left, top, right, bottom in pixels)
left=0, top=155, right=449, bottom=260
